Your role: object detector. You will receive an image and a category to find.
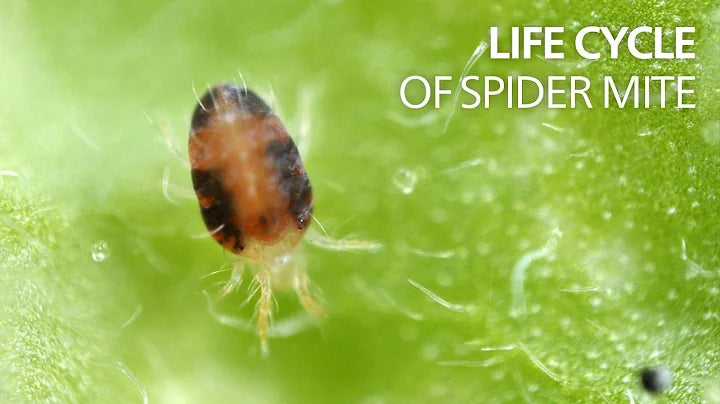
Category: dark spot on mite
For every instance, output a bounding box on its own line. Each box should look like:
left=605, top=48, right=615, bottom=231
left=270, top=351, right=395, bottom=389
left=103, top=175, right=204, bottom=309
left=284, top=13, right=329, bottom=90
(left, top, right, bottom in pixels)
left=290, top=178, right=312, bottom=229
left=190, top=90, right=217, bottom=131
left=266, top=139, right=313, bottom=228
left=230, top=230, right=244, bottom=253
left=640, top=367, right=673, bottom=394
left=266, top=138, right=298, bottom=169
left=191, top=85, right=272, bottom=132
left=191, top=168, right=245, bottom=251
left=191, top=169, right=224, bottom=201
left=226, top=86, right=273, bottom=116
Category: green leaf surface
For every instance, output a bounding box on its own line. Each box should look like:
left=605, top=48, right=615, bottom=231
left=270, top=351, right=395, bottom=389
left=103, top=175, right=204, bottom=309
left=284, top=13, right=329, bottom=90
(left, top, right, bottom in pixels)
left=1, top=0, right=719, bottom=402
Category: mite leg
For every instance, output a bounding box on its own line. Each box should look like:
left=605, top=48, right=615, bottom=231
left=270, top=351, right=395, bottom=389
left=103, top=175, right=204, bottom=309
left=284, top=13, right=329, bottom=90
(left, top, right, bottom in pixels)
left=215, top=263, right=244, bottom=301
left=304, top=227, right=383, bottom=252
left=255, top=269, right=273, bottom=356
left=293, top=270, right=326, bottom=320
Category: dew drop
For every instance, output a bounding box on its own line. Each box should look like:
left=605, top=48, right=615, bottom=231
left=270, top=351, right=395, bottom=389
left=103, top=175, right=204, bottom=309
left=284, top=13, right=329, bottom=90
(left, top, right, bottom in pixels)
left=392, top=167, right=417, bottom=195
left=91, top=240, right=110, bottom=262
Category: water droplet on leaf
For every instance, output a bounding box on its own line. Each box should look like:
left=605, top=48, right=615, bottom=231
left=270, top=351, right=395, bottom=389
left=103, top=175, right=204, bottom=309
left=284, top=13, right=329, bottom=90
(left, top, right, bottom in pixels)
left=91, top=240, right=110, bottom=262
left=392, top=167, right=417, bottom=195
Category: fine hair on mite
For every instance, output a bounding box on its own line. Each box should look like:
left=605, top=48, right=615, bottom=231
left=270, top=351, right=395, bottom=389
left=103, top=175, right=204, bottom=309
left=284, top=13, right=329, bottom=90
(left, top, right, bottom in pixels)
left=188, top=82, right=380, bottom=355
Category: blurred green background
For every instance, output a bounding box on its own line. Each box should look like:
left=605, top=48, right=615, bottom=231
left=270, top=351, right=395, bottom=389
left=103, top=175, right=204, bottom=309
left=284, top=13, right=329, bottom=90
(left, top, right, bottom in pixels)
left=1, top=0, right=719, bottom=402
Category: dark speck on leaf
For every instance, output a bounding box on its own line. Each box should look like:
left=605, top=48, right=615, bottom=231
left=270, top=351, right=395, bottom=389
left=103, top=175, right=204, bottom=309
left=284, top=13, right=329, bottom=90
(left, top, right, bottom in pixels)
left=640, top=366, right=673, bottom=394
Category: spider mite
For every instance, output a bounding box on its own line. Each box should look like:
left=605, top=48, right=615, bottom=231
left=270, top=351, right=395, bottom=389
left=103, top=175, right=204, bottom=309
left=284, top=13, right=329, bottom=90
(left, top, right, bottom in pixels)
left=189, top=83, right=322, bottom=354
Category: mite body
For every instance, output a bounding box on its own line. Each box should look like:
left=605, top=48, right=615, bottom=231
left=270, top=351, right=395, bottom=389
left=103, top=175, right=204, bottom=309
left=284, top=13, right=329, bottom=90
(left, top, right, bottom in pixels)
left=189, top=84, right=320, bottom=353
left=189, top=85, right=312, bottom=260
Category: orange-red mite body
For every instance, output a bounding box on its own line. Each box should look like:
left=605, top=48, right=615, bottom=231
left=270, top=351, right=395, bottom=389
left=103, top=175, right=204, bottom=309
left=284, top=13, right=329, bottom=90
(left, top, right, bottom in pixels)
left=189, top=84, right=313, bottom=260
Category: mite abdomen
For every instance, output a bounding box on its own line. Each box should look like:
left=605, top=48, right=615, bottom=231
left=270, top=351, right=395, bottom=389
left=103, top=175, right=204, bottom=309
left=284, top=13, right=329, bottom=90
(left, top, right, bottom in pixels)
left=189, top=84, right=312, bottom=259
